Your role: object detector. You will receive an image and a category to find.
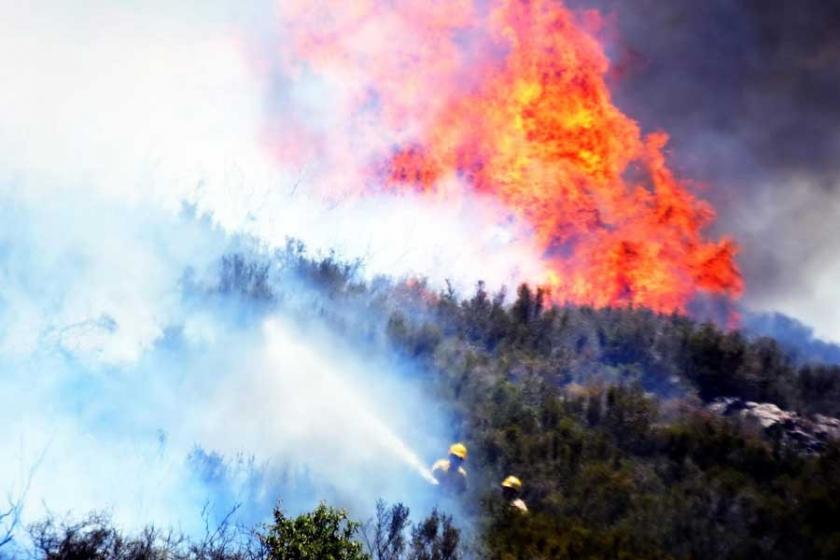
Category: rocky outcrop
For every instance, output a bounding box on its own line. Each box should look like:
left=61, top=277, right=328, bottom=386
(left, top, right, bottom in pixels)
left=709, top=397, right=840, bottom=454
left=813, top=414, right=840, bottom=440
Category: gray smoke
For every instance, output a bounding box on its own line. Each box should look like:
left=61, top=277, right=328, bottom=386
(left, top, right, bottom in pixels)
left=570, top=0, right=840, bottom=342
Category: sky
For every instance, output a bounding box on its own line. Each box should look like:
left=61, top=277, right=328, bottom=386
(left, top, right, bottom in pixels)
left=1, top=0, right=838, bottom=545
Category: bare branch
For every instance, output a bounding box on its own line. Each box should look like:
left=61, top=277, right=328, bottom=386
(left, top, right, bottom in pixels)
left=0, top=446, right=47, bottom=551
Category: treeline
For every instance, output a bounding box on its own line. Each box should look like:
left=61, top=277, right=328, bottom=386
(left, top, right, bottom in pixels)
left=219, top=245, right=840, bottom=419
left=3, top=501, right=459, bottom=560
left=386, top=281, right=840, bottom=418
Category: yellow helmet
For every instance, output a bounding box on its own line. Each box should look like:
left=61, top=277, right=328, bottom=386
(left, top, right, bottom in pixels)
left=501, top=475, right=522, bottom=491
left=448, top=443, right=468, bottom=460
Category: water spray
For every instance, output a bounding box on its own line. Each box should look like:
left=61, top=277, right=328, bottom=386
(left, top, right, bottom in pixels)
left=263, top=319, right=439, bottom=486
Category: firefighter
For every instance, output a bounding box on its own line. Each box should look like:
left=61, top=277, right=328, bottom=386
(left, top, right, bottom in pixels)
left=431, top=443, right=468, bottom=494
left=501, top=475, right=528, bottom=514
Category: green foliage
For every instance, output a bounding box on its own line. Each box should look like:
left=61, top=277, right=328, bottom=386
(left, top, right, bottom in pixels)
left=484, top=509, right=673, bottom=560
left=373, top=277, right=840, bottom=559
left=406, top=509, right=459, bottom=560
left=211, top=250, right=840, bottom=559
left=261, top=503, right=368, bottom=560
left=21, top=251, right=840, bottom=560
left=17, top=502, right=466, bottom=560
left=219, top=248, right=840, bottom=419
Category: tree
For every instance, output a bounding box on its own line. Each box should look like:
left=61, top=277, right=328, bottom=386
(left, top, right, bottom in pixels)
left=0, top=497, right=22, bottom=553
left=2, top=454, right=42, bottom=556
left=407, top=509, right=459, bottom=560
left=260, top=503, right=369, bottom=560
left=26, top=508, right=260, bottom=560
left=362, top=501, right=410, bottom=560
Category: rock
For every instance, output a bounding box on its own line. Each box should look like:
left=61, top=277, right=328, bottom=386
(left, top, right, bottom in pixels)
left=707, top=397, right=840, bottom=454
left=708, top=397, right=740, bottom=415
left=740, top=402, right=795, bottom=429
left=814, top=414, right=840, bottom=440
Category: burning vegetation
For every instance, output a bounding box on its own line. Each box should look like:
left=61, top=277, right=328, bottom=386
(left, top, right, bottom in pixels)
left=385, top=0, right=742, bottom=313
left=275, top=0, right=742, bottom=313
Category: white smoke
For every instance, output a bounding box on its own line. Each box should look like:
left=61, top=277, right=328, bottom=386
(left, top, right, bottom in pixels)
left=0, top=0, right=515, bottom=545
left=0, top=183, right=453, bottom=538
left=0, top=0, right=541, bottom=292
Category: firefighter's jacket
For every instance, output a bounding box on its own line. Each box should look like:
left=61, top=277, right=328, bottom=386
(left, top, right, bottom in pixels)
left=431, top=458, right=467, bottom=494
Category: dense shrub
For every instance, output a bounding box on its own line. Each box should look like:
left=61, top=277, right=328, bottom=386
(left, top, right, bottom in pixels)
left=6, top=250, right=839, bottom=559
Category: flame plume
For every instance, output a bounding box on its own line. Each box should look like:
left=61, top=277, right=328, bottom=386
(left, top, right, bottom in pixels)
left=273, top=0, right=743, bottom=313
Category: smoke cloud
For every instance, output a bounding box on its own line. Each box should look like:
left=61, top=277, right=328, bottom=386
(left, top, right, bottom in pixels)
left=0, top=182, right=457, bottom=538
left=568, top=0, right=840, bottom=341
left=0, top=0, right=495, bottom=546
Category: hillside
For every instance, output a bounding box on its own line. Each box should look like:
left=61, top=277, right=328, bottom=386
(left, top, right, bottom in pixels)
left=5, top=248, right=840, bottom=560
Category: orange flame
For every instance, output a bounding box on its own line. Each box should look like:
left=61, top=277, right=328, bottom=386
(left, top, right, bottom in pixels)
left=273, top=0, right=743, bottom=313
left=381, top=0, right=741, bottom=312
